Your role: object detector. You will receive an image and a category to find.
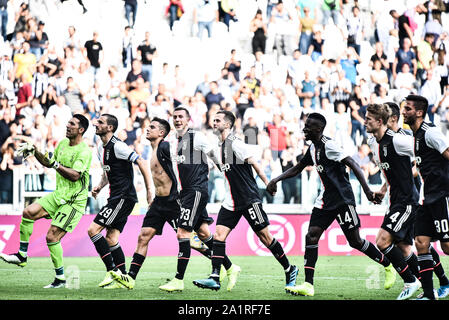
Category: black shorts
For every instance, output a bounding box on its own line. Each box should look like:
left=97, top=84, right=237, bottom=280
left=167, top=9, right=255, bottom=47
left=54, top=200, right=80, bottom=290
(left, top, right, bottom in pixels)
left=217, top=202, right=270, bottom=233
left=94, top=198, right=136, bottom=233
left=381, top=203, right=416, bottom=245
left=178, top=190, right=213, bottom=232
left=142, top=196, right=180, bottom=235
left=415, top=196, right=449, bottom=242
left=310, top=204, right=360, bottom=233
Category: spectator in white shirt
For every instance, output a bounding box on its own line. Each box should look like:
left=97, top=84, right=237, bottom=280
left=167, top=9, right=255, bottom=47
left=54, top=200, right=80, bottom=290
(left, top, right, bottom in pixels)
left=394, top=63, right=416, bottom=96
left=419, top=68, right=442, bottom=123
left=45, top=95, right=72, bottom=127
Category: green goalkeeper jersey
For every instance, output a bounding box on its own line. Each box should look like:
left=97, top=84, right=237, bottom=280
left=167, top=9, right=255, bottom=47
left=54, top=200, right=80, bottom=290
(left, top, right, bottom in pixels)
left=52, top=138, right=92, bottom=210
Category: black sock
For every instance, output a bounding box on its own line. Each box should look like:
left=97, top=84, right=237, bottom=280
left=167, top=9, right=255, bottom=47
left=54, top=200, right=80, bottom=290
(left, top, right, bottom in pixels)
left=359, top=239, right=391, bottom=267
left=418, top=253, right=435, bottom=299
left=128, top=252, right=146, bottom=280
left=211, top=240, right=226, bottom=280
left=110, top=243, right=126, bottom=274
left=90, top=233, right=115, bottom=271
left=202, top=235, right=232, bottom=270
left=404, top=252, right=420, bottom=279
left=430, top=246, right=449, bottom=286
left=381, top=244, right=415, bottom=283
left=268, top=238, right=290, bottom=270
left=175, top=238, right=191, bottom=280
left=304, top=244, right=318, bottom=285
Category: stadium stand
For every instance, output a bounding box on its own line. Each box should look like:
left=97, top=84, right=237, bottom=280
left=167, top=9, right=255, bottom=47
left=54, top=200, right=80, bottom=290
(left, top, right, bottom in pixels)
left=0, top=0, right=448, bottom=217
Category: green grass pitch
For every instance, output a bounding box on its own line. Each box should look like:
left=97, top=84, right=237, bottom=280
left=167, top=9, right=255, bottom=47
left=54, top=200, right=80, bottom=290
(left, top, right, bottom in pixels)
left=1, top=255, right=447, bottom=301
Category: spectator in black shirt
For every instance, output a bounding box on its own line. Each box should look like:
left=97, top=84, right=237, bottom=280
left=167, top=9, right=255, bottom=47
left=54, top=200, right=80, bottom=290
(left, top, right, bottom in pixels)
left=390, top=9, right=414, bottom=48
left=137, top=31, right=157, bottom=90
left=126, top=59, right=149, bottom=91
left=83, top=31, right=104, bottom=78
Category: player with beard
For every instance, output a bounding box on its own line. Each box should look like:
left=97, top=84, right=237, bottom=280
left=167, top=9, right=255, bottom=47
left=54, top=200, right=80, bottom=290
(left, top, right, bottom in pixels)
left=86, top=114, right=152, bottom=289
left=1, top=114, right=91, bottom=288
left=193, top=110, right=298, bottom=292
left=385, top=102, right=449, bottom=298
left=402, top=94, right=449, bottom=300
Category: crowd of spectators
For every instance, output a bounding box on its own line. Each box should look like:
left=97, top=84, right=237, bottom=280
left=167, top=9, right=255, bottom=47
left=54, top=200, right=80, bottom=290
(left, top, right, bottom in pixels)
left=1, top=0, right=449, bottom=213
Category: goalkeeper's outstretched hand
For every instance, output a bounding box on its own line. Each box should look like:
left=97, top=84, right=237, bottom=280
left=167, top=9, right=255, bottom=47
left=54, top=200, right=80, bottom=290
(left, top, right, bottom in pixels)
left=17, top=142, right=35, bottom=159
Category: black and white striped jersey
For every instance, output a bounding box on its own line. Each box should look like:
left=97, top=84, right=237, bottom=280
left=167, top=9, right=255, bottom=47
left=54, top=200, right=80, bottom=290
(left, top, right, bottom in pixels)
left=220, top=134, right=261, bottom=211
left=97, top=135, right=139, bottom=201
left=396, top=127, right=422, bottom=192
left=170, top=129, right=211, bottom=194
left=301, top=136, right=356, bottom=210
left=156, top=140, right=179, bottom=201
left=413, top=122, right=449, bottom=204
left=368, top=129, right=418, bottom=205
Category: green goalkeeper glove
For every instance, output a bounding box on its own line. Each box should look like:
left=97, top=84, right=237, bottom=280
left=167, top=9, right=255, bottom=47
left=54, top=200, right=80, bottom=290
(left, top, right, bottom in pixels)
left=42, top=151, right=60, bottom=169
left=17, top=142, right=35, bottom=159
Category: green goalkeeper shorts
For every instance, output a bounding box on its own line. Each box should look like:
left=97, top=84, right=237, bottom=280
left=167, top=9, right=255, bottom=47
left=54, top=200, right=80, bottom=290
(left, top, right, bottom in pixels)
left=37, top=192, right=84, bottom=233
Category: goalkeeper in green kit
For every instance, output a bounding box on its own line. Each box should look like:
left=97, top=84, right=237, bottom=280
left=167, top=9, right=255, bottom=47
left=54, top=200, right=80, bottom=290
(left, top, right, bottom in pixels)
left=0, top=114, right=92, bottom=288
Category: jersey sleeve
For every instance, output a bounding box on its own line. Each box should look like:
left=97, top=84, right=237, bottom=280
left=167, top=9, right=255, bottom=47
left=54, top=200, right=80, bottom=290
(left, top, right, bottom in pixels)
left=72, top=143, right=92, bottom=173
left=232, top=139, right=253, bottom=161
left=114, top=140, right=140, bottom=163
left=324, top=139, right=348, bottom=162
left=159, top=141, right=171, bottom=160
left=425, top=127, right=449, bottom=154
left=193, top=131, right=213, bottom=154
left=392, top=133, right=415, bottom=158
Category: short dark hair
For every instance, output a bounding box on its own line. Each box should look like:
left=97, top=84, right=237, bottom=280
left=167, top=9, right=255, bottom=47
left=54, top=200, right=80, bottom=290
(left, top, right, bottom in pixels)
left=101, top=113, right=119, bottom=133
left=73, top=113, right=89, bottom=135
left=385, top=102, right=400, bottom=119
left=217, top=110, right=236, bottom=129
left=151, top=117, right=171, bottom=138
left=405, top=94, right=429, bottom=115
left=173, top=106, right=191, bottom=119
left=307, top=112, right=327, bottom=130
